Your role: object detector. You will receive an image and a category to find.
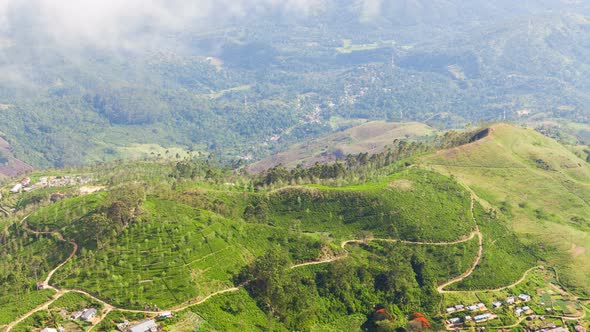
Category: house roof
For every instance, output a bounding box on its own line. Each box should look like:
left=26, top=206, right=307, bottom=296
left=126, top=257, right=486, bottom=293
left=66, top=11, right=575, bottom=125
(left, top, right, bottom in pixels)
left=128, top=319, right=158, bottom=332
left=81, top=308, right=97, bottom=319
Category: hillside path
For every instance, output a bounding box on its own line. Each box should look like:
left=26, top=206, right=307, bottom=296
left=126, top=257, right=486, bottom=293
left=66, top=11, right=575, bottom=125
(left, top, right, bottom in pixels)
left=437, top=196, right=483, bottom=292
left=2, top=196, right=555, bottom=332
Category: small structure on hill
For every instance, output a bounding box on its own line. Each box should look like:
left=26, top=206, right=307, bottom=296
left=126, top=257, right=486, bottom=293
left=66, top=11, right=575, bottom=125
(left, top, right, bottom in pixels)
left=40, top=328, right=57, bottom=332
left=541, top=327, right=568, bottom=332
left=127, top=319, right=159, bottom=332
left=36, top=281, right=45, bottom=290
left=40, top=327, right=64, bottom=332
left=158, top=311, right=173, bottom=319
left=447, top=317, right=461, bottom=324
left=10, top=183, right=21, bottom=193
left=373, top=308, right=394, bottom=322
left=80, top=308, right=97, bottom=321
left=71, top=310, right=84, bottom=319
left=519, top=294, right=531, bottom=302
left=474, top=313, right=491, bottom=322
left=117, top=320, right=130, bottom=331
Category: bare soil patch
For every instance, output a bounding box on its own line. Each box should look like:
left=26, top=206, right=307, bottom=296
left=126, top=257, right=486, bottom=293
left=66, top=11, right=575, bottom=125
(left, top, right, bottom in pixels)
left=569, top=243, right=586, bottom=258
left=79, top=186, right=105, bottom=194
left=388, top=179, right=413, bottom=191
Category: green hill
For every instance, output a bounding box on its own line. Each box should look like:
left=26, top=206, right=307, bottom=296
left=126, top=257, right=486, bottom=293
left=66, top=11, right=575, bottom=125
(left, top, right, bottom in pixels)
left=3, top=125, right=590, bottom=330
left=0, top=160, right=504, bottom=331
left=421, top=123, right=590, bottom=295
left=248, top=121, right=434, bottom=172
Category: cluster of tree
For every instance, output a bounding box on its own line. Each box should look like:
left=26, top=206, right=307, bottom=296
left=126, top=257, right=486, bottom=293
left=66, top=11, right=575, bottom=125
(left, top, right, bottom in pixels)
left=170, top=158, right=235, bottom=181
left=257, top=128, right=486, bottom=187
left=85, top=88, right=171, bottom=125
left=76, top=184, right=145, bottom=250
left=237, top=244, right=442, bottom=331
left=0, top=226, right=68, bottom=306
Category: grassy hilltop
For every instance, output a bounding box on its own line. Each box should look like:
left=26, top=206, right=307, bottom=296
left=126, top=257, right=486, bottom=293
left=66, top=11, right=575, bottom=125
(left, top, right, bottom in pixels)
left=421, top=123, right=590, bottom=295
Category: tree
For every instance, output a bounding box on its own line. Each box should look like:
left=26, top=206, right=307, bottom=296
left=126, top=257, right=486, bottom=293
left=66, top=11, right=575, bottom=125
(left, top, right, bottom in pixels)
left=103, top=184, right=145, bottom=226
left=82, top=213, right=116, bottom=249
left=238, top=247, right=305, bottom=330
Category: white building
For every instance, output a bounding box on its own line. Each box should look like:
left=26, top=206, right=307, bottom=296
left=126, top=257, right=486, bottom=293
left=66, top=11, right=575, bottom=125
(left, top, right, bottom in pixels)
left=128, top=320, right=158, bottom=332
left=80, top=308, right=97, bottom=321
left=519, top=294, right=531, bottom=302
left=474, top=313, right=491, bottom=322
left=448, top=317, right=461, bottom=324
left=158, top=311, right=173, bottom=319
left=10, top=183, right=22, bottom=193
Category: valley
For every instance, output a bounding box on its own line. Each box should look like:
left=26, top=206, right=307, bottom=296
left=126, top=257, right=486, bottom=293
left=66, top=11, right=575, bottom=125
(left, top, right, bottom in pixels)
left=0, top=1, right=590, bottom=331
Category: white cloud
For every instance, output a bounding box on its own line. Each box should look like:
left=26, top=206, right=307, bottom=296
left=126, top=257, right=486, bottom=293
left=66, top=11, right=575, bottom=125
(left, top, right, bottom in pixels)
left=0, top=0, right=337, bottom=50
left=361, top=0, right=382, bottom=21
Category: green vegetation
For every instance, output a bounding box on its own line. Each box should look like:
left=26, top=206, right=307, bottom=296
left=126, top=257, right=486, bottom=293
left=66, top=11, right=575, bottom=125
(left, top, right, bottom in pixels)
left=441, top=268, right=586, bottom=329
left=173, top=290, right=284, bottom=332
left=3, top=124, right=590, bottom=331
left=94, top=311, right=148, bottom=332
left=48, top=197, right=325, bottom=308
left=235, top=237, right=478, bottom=331
left=0, top=289, right=56, bottom=326
left=422, top=124, right=590, bottom=295
left=449, top=203, right=538, bottom=290
left=3, top=2, right=590, bottom=170
left=265, top=170, right=474, bottom=242
left=0, top=224, right=68, bottom=324
left=48, top=292, right=103, bottom=312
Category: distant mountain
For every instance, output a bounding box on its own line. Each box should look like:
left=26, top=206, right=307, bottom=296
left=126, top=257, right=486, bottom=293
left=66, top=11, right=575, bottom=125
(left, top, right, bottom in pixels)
left=0, top=1, right=589, bottom=168
left=249, top=121, right=434, bottom=172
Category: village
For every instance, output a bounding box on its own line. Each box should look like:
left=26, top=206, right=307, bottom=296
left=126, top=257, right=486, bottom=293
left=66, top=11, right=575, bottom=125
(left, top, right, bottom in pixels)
left=443, top=276, right=588, bottom=332
left=8, top=175, right=93, bottom=194
left=37, top=305, right=174, bottom=332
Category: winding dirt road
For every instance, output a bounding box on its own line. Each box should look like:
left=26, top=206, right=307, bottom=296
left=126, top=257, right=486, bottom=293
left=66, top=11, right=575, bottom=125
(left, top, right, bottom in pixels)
left=437, top=196, right=483, bottom=292
left=0, top=197, right=561, bottom=332
left=4, top=200, right=485, bottom=331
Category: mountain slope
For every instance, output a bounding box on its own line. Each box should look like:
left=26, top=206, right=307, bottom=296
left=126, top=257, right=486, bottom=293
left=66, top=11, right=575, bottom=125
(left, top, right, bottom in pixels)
left=0, top=136, right=32, bottom=179
left=420, top=123, right=590, bottom=295
left=248, top=121, right=434, bottom=172
left=1, top=2, right=590, bottom=168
